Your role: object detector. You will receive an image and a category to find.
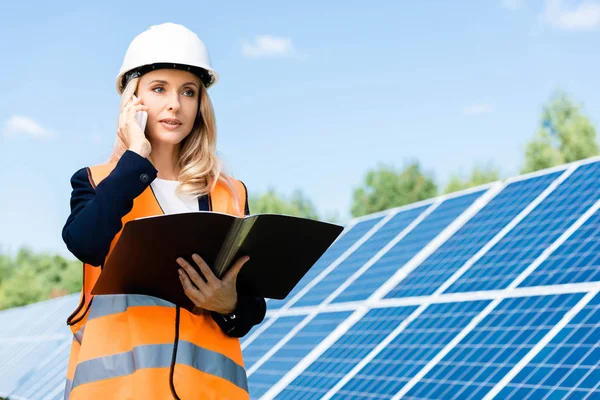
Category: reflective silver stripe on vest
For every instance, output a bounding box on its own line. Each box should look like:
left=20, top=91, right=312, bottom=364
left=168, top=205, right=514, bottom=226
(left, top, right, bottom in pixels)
left=63, top=378, right=73, bottom=400
left=88, top=294, right=175, bottom=321
left=71, top=340, right=248, bottom=393
left=74, top=326, right=85, bottom=344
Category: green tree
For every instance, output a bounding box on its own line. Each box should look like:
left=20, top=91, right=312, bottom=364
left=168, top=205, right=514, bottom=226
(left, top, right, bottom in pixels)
left=351, top=162, right=438, bottom=217
left=522, top=91, right=598, bottom=173
left=0, top=248, right=82, bottom=310
left=249, top=188, right=321, bottom=220
left=444, top=163, right=501, bottom=194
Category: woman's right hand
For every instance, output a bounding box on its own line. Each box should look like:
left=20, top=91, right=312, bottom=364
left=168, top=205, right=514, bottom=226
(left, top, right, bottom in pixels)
left=118, top=95, right=151, bottom=158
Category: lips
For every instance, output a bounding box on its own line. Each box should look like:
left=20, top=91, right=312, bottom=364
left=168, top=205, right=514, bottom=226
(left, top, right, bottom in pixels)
left=159, top=118, right=182, bottom=125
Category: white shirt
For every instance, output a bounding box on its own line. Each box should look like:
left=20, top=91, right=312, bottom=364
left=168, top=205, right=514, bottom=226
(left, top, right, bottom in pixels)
left=150, top=178, right=199, bottom=214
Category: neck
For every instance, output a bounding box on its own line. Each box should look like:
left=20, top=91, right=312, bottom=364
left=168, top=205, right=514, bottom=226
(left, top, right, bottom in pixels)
left=148, top=141, right=181, bottom=180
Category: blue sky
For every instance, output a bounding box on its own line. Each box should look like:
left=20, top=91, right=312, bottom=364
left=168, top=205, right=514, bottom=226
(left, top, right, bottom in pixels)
left=1, top=0, right=600, bottom=259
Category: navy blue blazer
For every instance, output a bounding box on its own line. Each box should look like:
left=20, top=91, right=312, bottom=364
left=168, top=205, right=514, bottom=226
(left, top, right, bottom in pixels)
left=62, top=150, right=266, bottom=337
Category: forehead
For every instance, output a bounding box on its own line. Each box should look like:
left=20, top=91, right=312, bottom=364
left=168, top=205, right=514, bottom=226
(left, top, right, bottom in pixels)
left=140, top=68, right=201, bottom=85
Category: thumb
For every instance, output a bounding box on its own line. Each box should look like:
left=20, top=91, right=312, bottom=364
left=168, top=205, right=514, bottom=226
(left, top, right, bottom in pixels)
left=224, top=256, right=250, bottom=283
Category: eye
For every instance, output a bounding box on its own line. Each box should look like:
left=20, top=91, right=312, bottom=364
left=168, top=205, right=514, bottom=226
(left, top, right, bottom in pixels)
left=152, top=86, right=164, bottom=93
left=183, top=89, right=195, bottom=97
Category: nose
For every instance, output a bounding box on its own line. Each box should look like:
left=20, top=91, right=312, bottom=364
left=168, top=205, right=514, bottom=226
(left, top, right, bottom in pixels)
left=167, top=93, right=181, bottom=112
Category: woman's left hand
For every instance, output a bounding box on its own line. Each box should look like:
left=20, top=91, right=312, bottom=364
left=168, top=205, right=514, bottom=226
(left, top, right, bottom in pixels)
left=177, top=254, right=250, bottom=315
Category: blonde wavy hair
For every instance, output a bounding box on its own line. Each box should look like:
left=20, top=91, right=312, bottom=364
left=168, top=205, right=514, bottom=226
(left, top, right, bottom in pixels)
left=108, top=74, right=241, bottom=215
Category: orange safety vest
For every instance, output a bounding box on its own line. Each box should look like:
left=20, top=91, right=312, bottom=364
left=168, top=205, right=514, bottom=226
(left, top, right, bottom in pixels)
left=64, top=162, right=249, bottom=400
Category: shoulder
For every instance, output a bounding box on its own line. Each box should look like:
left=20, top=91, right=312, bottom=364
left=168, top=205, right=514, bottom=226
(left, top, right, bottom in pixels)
left=70, top=167, right=95, bottom=190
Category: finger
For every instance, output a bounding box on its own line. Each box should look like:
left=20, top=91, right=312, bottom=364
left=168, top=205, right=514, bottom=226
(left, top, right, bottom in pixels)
left=192, top=254, right=219, bottom=286
left=223, top=256, right=250, bottom=283
left=179, top=269, right=205, bottom=305
left=176, top=258, right=210, bottom=292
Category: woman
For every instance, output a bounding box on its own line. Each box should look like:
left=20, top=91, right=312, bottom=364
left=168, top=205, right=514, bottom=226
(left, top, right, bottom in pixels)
left=62, top=22, right=266, bottom=399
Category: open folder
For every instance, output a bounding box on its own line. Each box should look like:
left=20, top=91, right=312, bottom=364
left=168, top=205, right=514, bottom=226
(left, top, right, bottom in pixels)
left=91, top=212, right=345, bottom=312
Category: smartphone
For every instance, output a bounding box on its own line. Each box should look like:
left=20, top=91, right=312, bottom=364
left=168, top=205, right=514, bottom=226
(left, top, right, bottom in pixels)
left=133, top=95, right=148, bottom=133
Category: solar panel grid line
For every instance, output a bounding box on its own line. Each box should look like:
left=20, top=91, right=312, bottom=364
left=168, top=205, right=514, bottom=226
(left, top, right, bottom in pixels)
left=15, top=339, right=71, bottom=398
left=481, top=290, right=599, bottom=400
left=241, top=215, right=386, bottom=350
left=495, top=292, right=600, bottom=400
left=504, top=153, right=600, bottom=186
left=266, top=301, right=362, bottom=317
left=318, top=302, right=438, bottom=399
left=502, top=196, right=600, bottom=291
left=503, top=164, right=569, bottom=186
left=42, top=383, right=66, bottom=400
left=245, top=317, right=311, bottom=375
left=265, top=203, right=438, bottom=317
left=248, top=204, right=439, bottom=379
left=317, top=167, right=576, bottom=399
left=373, top=281, right=600, bottom=309
left=0, top=334, right=69, bottom=344
left=261, top=186, right=504, bottom=399
left=348, top=193, right=443, bottom=225
left=248, top=311, right=353, bottom=398
left=403, top=294, right=585, bottom=400
left=263, top=219, right=360, bottom=307
left=35, top=360, right=70, bottom=400
left=367, top=183, right=504, bottom=303
left=278, top=211, right=398, bottom=310
left=446, top=162, right=600, bottom=295
left=391, top=200, right=600, bottom=400
left=307, top=200, right=441, bottom=309
left=258, top=308, right=371, bottom=399
left=416, top=165, right=576, bottom=298
left=266, top=215, right=387, bottom=313
left=389, top=295, right=517, bottom=399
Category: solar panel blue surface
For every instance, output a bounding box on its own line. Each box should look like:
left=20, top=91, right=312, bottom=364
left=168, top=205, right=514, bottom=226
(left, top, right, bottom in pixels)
left=267, top=216, right=384, bottom=310
left=520, top=209, right=600, bottom=288
left=403, top=293, right=585, bottom=400
left=332, top=190, right=486, bottom=303
left=385, top=173, right=560, bottom=299
left=275, top=305, right=418, bottom=399
left=330, top=300, right=491, bottom=400
left=10, top=340, right=71, bottom=400
left=248, top=311, right=352, bottom=399
left=243, top=315, right=306, bottom=370
left=445, top=162, right=600, bottom=293
left=0, top=294, right=77, bottom=398
left=497, top=292, right=600, bottom=400
left=292, top=205, right=428, bottom=308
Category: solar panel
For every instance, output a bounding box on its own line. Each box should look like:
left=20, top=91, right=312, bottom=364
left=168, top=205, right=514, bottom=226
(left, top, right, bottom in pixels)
left=385, top=171, right=562, bottom=299
left=2, top=158, right=600, bottom=400
left=247, top=311, right=353, bottom=399
left=445, top=162, right=600, bottom=293
left=332, top=189, right=487, bottom=303
left=267, top=215, right=385, bottom=310
left=292, top=204, right=429, bottom=308
left=494, top=292, right=600, bottom=399
left=400, top=293, right=586, bottom=400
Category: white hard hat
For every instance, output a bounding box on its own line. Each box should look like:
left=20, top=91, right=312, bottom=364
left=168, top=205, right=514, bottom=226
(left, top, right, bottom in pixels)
left=116, top=22, right=219, bottom=94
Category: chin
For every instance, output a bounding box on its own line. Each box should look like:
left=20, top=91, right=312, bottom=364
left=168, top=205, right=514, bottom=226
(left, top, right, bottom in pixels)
left=147, top=127, right=190, bottom=145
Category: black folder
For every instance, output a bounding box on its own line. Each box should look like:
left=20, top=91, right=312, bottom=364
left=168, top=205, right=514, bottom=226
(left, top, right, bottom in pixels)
left=91, top=212, right=345, bottom=312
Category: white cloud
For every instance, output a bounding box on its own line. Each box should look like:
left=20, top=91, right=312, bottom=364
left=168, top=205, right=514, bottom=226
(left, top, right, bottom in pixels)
left=2, top=115, right=53, bottom=140
left=542, top=0, right=600, bottom=30
left=503, top=0, right=524, bottom=10
left=241, top=35, right=304, bottom=59
left=463, top=104, right=494, bottom=116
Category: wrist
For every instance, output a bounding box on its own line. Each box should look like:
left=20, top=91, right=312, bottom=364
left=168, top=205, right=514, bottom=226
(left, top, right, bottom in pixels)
left=129, top=141, right=151, bottom=158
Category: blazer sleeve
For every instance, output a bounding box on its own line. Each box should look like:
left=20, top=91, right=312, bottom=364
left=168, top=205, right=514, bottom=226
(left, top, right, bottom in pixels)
left=62, top=150, right=158, bottom=266
left=211, top=181, right=267, bottom=338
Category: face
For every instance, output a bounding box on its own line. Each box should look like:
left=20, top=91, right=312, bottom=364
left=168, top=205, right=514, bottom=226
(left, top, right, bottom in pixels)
left=137, top=69, right=201, bottom=146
